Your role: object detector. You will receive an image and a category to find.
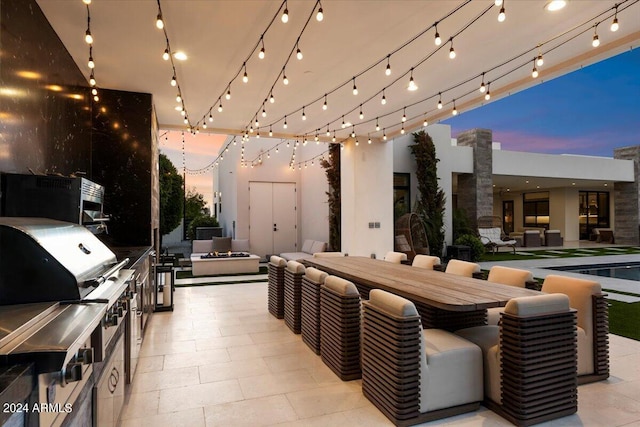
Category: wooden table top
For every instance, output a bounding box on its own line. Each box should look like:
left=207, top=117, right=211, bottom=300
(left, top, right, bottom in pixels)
left=303, top=256, right=540, bottom=311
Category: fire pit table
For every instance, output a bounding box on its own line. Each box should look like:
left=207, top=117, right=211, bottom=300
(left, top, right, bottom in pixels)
left=190, top=252, right=260, bottom=276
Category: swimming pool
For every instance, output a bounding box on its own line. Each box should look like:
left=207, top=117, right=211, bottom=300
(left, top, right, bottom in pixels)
left=549, top=261, right=640, bottom=282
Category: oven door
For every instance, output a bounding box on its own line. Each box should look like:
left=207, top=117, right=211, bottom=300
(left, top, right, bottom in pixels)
left=126, top=291, right=142, bottom=384
left=93, top=335, right=125, bottom=427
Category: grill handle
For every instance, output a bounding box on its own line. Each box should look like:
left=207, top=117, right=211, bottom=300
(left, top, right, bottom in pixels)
left=82, top=258, right=130, bottom=288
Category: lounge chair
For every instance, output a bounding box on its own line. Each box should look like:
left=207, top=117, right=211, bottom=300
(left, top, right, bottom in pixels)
left=478, top=227, right=517, bottom=254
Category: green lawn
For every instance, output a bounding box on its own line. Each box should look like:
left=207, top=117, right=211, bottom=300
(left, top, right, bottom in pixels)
left=479, top=246, right=640, bottom=262
left=607, top=299, right=640, bottom=340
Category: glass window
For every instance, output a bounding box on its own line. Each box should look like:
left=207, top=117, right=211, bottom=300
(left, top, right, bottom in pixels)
left=523, top=192, right=549, bottom=229
left=579, top=191, right=609, bottom=239
left=394, top=173, right=411, bottom=221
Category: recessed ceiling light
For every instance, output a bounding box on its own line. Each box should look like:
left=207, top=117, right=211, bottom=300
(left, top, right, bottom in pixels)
left=545, top=1, right=567, bottom=12
left=173, top=51, right=188, bottom=61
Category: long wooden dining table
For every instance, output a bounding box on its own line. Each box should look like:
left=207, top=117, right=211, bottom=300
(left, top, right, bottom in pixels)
left=303, top=256, right=542, bottom=330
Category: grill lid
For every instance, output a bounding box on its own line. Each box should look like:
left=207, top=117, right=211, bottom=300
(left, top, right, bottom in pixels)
left=0, top=217, right=117, bottom=305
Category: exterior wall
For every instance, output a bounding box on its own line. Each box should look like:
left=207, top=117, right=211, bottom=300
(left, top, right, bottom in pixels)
left=456, top=129, right=494, bottom=230
left=614, top=146, right=640, bottom=245
left=217, top=136, right=328, bottom=250
left=342, top=138, right=393, bottom=258
left=392, top=124, right=473, bottom=250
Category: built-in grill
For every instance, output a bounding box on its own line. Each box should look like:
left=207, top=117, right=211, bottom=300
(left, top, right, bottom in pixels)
left=0, top=217, right=133, bottom=427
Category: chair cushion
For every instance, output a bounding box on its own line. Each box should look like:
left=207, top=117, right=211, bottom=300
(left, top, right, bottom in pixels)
left=478, top=227, right=502, bottom=242
left=269, top=255, right=287, bottom=267
left=486, top=307, right=504, bottom=325
left=212, top=236, right=232, bottom=252
left=280, top=252, right=313, bottom=262
left=309, top=241, right=327, bottom=254
left=384, top=251, right=407, bottom=264
left=412, top=255, right=441, bottom=270
left=541, top=275, right=601, bottom=330
left=301, top=239, right=314, bottom=253
left=504, top=293, right=570, bottom=316
left=487, top=266, right=533, bottom=288
left=445, top=259, right=480, bottom=277
left=286, top=260, right=305, bottom=274
left=304, top=267, right=328, bottom=284
left=323, top=276, right=359, bottom=296
left=231, top=239, right=250, bottom=252
left=368, top=289, right=418, bottom=317
left=454, top=325, right=501, bottom=404
left=192, top=240, right=212, bottom=253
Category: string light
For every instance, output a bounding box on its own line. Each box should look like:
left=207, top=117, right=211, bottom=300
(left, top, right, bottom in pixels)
left=262, top=105, right=267, bottom=117
left=270, top=92, right=275, bottom=103
left=498, top=2, right=506, bottom=22
left=326, top=125, right=330, bottom=136
left=226, top=87, right=231, bottom=100
left=162, top=48, right=169, bottom=60
left=368, top=136, right=372, bottom=144
left=283, top=116, right=288, bottom=129
left=449, top=39, right=456, bottom=59
left=209, top=113, right=213, bottom=122
left=88, top=46, right=95, bottom=68
left=385, top=55, right=392, bottom=76
left=437, top=93, right=443, bottom=109
left=434, top=24, right=441, bottom=46
left=359, top=105, right=364, bottom=120
left=170, top=75, right=177, bottom=86
left=452, top=99, right=458, bottom=116
left=203, top=123, right=207, bottom=129
left=282, top=1, right=289, bottom=23
left=242, top=63, right=248, bottom=83
left=531, top=59, right=539, bottom=78
left=494, top=0, right=503, bottom=6
left=323, top=94, right=328, bottom=110
left=479, top=73, right=486, bottom=93
left=316, top=1, right=324, bottom=21
left=302, top=107, right=307, bottom=121
left=352, top=77, right=358, bottom=95
left=85, top=10, right=93, bottom=44
left=89, top=72, right=96, bottom=87
left=400, top=125, right=405, bottom=135
left=592, top=25, right=600, bottom=47
left=296, top=43, right=303, bottom=60
left=423, top=117, right=428, bottom=127
left=408, top=68, right=418, bottom=91
left=402, top=107, right=407, bottom=122
left=269, top=126, right=273, bottom=137
left=332, top=132, right=336, bottom=142
left=283, top=69, right=289, bottom=85
left=259, top=37, right=266, bottom=59
left=485, top=83, right=491, bottom=100
left=536, top=52, right=544, bottom=67
left=611, top=7, right=619, bottom=31
left=341, top=116, right=346, bottom=128
left=218, top=102, right=223, bottom=112
left=156, top=12, right=164, bottom=29
left=351, top=126, right=356, bottom=138
left=176, top=94, right=182, bottom=102
left=375, top=118, right=380, bottom=131
left=381, top=90, right=387, bottom=105
left=383, top=129, right=387, bottom=141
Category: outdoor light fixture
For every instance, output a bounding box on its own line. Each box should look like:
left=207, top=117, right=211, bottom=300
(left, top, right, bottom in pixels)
left=485, top=84, right=491, bottom=100
left=434, top=25, right=441, bottom=46
left=270, top=92, right=275, bottom=103
left=302, top=107, right=306, bottom=120
left=381, top=90, right=387, bottom=105
left=452, top=100, right=458, bottom=116
left=283, top=69, right=289, bottom=85
left=209, top=114, right=213, bottom=122
left=242, top=63, right=248, bottom=83
left=408, top=68, right=418, bottom=91
left=437, top=93, right=443, bottom=109
left=423, top=118, right=428, bottom=127
left=449, top=40, right=456, bottom=59
left=494, top=0, right=503, bottom=6
left=400, top=125, right=405, bottom=135
left=85, top=29, right=93, bottom=44
left=226, top=88, right=231, bottom=100
left=259, top=37, right=265, bottom=59
left=218, top=102, right=223, bottom=112
left=156, top=12, right=164, bottom=29
left=282, top=2, right=289, bottom=23
left=170, top=75, right=176, bottom=86
left=283, top=116, right=288, bottom=129
left=385, top=55, right=392, bottom=76
left=296, top=45, right=303, bottom=60
left=262, top=107, right=267, bottom=117
left=359, top=105, right=364, bottom=120
left=176, top=94, right=182, bottom=102
left=375, top=118, right=380, bottom=131
left=89, top=72, right=96, bottom=87
left=536, top=53, right=544, bottom=66
left=544, top=1, right=567, bottom=12
left=352, top=77, right=358, bottom=95
left=610, top=8, right=619, bottom=32
left=383, top=130, right=387, bottom=141
left=316, top=3, right=324, bottom=22
left=402, top=107, right=407, bottom=122
left=532, top=60, right=539, bottom=78
left=163, top=48, right=170, bottom=60
left=323, top=94, right=328, bottom=110
left=498, top=4, right=506, bottom=22
left=479, top=73, right=486, bottom=93
left=592, top=26, right=600, bottom=47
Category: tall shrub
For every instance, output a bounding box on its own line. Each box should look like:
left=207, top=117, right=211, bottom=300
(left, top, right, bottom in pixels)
left=410, top=131, right=446, bottom=256
left=320, top=144, right=341, bottom=251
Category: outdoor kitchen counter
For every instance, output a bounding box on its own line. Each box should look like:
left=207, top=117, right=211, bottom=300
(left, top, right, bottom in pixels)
left=0, top=364, right=36, bottom=425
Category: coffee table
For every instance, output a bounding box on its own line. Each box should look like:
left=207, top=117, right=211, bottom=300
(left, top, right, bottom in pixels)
left=190, top=253, right=260, bottom=276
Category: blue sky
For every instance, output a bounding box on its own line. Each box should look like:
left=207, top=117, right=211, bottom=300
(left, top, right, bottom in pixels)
left=443, top=48, right=640, bottom=157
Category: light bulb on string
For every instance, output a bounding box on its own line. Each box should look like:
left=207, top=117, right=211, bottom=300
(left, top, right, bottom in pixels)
left=400, top=125, right=405, bottom=135
left=262, top=107, right=267, bottom=118
left=255, top=117, right=259, bottom=127
left=611, top=8, right=619, bottom=32
left=351, top=126, right=356, bottom=138
left=218, top=102, right=223, bottom=112
left=408, top=68, right=418, bottom=91
left=209, top=113, right=213, bottom=122
left=93, top=95, right=99, bottom=102
left=156, top=12, right=164, bottom=29
left=368, top=136, right=372, bottom=144
left=332, top=132, right=336, bottom=142
left=302, top=107, right=306, bottom=121
left=203, top=123, right=207, bottom=129
left=162, top=48, right=170, bottom=61
left=89, top=72, right=96, bottom=87
left=180, top=110, right=185, bottom=116
left=88, top=47, right=95, bottom=68
left=449, top=40, right=456, bottom=59
left=91, top=88, right=98, bottom=96
left=283, top=116, right=288, bottom=129
left=437, top=93, right=443, bottom=109
left=176, top=94, right=182, bottom=103
left=326, top=125, right=331, bottom=136
left=170, top=75, right=177, bottom=87
left=85, top=29, right=93, bottom=44
left=316, top=2, right=323, bottom=21
left=296, top=44, right=303, bottom=60
left=283, top=69, right=289, bottom=85
left=375, top=117, right=380, bottom=131
left=434, top=25, right=441, bottom=46
left=226, top=88, right=231, bottom=100
left=452, top=100, right=458, bottom=116
left=83, top=0, right=91, bottom=4
left=323, top=94, right=328, bottom=110
left=258, top=37, right=265, bottom=59
left=494, top=0, right=503, bottom=6
left=536, top=53, right=544, bottom=67
left=479, top=73, right=486, bottom=93
left=315, top=133, right=319, bottom=143
left=385, top=55, right=391, bottom=76
left=359, top=105, right=364, bottom=120
left=282, top=2, right=289, bottom=23
left=381, top=90, right=387, bottom=105
left=485, top=83, right=491, bottom=100
left=242, top=63, right=248, bottom=83
left=592, top=26, right=600, bottom=47
left=498, top=4, right=506, bottom=22
left=423, top=117, right=428, bottom=127
left=184, top=118, right=188, bottom=124
left=355, top=139, right=359, bottom=146
left=531, top=60, right=539, bottom=78
left=341, top=116, right=346, bottom=128
left=352, top=77, right=358, bottom=95
left=383, top=130, right=387, bottom=141
left=402, top=107, right=407, bottom=122
left=256, top=132, right=260, bottom=139
left=269, top=126, right=273, bottom=137
left=270, top=92, right=275, bottom=103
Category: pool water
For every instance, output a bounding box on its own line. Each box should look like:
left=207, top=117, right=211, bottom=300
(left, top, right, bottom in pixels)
left=550, top=262, right=640, bottom=282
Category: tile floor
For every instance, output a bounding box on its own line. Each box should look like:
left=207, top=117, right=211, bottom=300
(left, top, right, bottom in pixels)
left=119, top=282, right=640, bottom=427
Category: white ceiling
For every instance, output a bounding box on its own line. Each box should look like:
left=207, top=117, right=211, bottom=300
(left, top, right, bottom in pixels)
left=37, top=0, right=640, bottom=141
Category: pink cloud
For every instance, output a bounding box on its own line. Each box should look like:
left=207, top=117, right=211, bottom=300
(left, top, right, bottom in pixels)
left=493, top=130, right=613, bottom=156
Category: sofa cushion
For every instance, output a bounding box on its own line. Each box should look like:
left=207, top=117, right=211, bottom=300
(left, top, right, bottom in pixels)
left=280, top=252, right=313, bottom=262
left=301, top=239, right=314, bottom=253
left=212, top=236, right=232, bottom=252
left=309, top=240, right=327, bottom=254
left=192, top=240, right=213, bottom=253
left=231, top=239, right=250, bottom=252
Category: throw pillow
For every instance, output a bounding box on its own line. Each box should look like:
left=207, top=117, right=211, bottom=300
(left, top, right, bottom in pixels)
left=212, top=236, right=232, bottom=252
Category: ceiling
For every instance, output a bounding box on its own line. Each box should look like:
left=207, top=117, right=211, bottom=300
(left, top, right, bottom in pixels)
left=37, top=0, right=640, bottom=142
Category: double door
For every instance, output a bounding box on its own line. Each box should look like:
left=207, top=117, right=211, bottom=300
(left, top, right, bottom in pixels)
left=249, top=182, right=297, bottom=258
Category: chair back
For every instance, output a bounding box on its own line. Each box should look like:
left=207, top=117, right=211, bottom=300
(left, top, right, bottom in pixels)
left=445, top=259, right=480, bottom=277
left=384, top=251, right=408, bottom=264
left=541, top=275, right=600, bottom=333
left=313, top=252, right=345, bottom=258
left=411, top=255, right=441, bottom=270
left=487, top=266, right=533, bottom=288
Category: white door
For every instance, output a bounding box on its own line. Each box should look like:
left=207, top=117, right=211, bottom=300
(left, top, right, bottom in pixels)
left=249, top=182, right=297, bottom=258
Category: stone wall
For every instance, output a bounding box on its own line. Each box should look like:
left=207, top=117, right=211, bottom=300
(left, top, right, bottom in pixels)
left=613, top=146, right=640, bottom=245
left=456, top=129, right=494, bottom=230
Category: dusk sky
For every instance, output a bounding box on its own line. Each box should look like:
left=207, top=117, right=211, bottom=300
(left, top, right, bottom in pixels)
left=443, top=48, right=640, bottom=157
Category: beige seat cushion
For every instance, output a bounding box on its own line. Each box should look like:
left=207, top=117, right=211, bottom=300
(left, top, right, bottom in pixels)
left=542, top=274, right=601, bottom=375
left=445, top=259, right=480, bottom=277
left=454, top=325, right=500, bottom=403
left=286, top=260, right=305, bottom=274
left=384, top=251, right=407, bottom=264
left=304, top=267, right=328, bottom=284
left=368, top=288, right=418, bottom=317
left=269, top=255, right=287, bottom=267
left=487, top=266, right=533, bottom=288
left=324, top=275, right=359, bottom=296
left=412, top=255, right=441, bottom=270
